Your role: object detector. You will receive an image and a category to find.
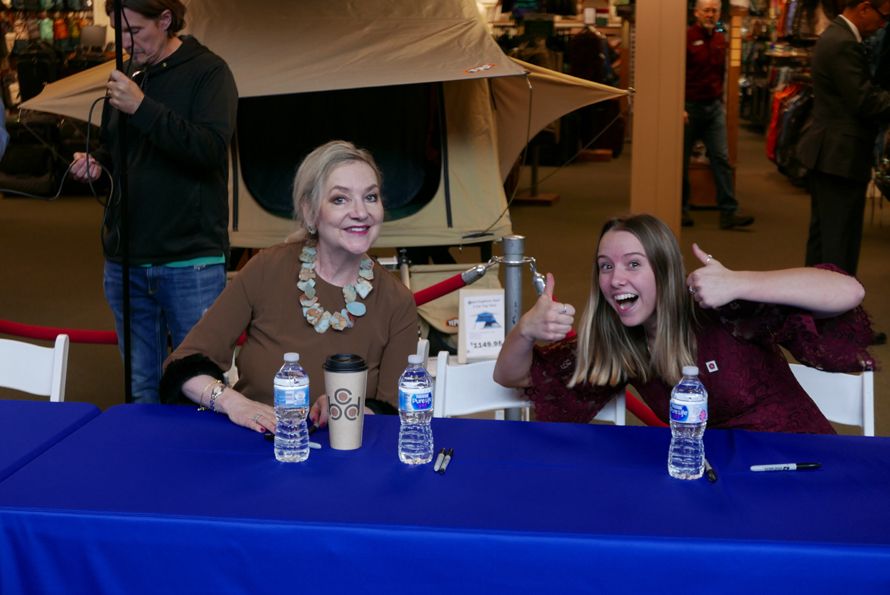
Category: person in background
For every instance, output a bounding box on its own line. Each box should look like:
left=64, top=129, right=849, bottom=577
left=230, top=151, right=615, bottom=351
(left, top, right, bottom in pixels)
left=799, top=0, right=890, bottom=277
left=160, top=141, right=418, bottom=433
left=493, top=214, right=873, bottom=434
left=69, top=0, right=238, bottom=403
left=682, top=0, right=755, bottom=230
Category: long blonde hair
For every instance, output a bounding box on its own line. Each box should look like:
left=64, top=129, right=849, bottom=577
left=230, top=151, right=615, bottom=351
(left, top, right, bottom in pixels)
left=570, top=214, right=697, bottom=388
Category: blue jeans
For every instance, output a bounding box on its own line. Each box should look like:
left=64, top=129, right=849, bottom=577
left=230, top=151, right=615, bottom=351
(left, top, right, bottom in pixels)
left=683, top=100, right=739, bottom=213
left=103, top=260, right=226, bottom=403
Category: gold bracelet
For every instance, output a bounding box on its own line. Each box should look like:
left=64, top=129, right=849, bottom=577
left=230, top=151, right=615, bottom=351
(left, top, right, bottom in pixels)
left=199, top=379, right=219, bottom=407
left=208, top=381, right=226, bottom=413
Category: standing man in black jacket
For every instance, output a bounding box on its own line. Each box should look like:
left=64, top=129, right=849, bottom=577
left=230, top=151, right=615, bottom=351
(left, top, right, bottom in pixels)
left=70, top=0, right=238, bottom=403
left=798, top=0, right=890, bottom=276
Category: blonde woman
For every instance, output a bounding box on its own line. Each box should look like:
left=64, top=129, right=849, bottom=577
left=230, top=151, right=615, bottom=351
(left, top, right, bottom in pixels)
left=161, top=141, right=417, bottom=433
left=494, top=214, right=873, bottom=433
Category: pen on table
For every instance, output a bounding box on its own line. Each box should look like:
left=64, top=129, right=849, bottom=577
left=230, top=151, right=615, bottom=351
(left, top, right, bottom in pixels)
left=433, top=448, right=446, bottom=472
left=437, top=448, right=454, bottom=474
left=264, top=432, right=321, bottom=449
left=750, top=462, right=821, bottom=472
left=703, top=457, right=717, bottom=483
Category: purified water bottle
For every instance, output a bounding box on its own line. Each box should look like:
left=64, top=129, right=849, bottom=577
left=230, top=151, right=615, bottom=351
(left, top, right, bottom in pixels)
left=397, top=354, right=434, bottom=464
left=273, top=352, right=310, bottom=462
left=668, top=365, right=708, bottom=479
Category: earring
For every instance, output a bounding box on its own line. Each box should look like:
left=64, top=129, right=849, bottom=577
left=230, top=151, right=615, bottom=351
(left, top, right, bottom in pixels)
left=307, top=224, right=316, bottom=235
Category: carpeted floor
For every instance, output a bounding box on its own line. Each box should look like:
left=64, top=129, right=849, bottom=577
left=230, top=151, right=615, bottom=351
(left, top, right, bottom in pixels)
left=1, top=125, right=887, bottom=434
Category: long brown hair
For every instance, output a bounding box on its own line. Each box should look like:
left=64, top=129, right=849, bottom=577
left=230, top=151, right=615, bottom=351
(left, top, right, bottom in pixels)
left=570, top=214, right=697, bottom=388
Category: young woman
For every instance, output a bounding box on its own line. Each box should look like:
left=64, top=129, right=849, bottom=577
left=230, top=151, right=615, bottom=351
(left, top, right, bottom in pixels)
left=494, top=214, right=873, bottom=433
left=161, top=141, right=417, bottom=433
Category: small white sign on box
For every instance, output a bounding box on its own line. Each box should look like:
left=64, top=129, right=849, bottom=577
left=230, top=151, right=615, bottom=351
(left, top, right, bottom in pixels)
left=457, top=288, right=505, bottom=364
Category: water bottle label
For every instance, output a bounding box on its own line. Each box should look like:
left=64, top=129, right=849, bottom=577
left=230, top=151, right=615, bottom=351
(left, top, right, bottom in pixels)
left=670, top=400, right=707, bottom=424
left=274, top=384, right=309, bottom=408
left=399, top=387, right=433, bottom=412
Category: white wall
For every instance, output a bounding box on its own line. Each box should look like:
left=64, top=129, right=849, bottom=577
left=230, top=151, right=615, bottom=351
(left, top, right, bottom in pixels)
left=93, top=0, right=109, bottom=29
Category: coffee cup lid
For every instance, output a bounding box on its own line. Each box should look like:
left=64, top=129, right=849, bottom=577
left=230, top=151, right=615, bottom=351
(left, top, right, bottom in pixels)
left=323, top=353, right=368, bottom=372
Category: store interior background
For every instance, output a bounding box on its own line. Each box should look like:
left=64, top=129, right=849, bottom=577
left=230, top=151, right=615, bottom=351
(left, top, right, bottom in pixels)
left=0, top=0, right=887, bottom=435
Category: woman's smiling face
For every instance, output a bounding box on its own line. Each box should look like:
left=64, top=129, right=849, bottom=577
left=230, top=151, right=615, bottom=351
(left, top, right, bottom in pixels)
left=597, top=229, right=658, bottom=333
left=313, top=160, right=383, bottom=258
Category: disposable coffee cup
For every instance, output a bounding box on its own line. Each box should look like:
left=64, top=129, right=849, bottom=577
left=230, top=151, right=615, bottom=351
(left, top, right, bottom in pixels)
left=323, top=353, right=369, bottom=450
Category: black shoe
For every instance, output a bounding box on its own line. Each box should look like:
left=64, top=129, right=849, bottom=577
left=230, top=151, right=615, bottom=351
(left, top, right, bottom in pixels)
left=720, top=211, right=755, bottom=229
left=871, top=331, right=887, bottom=346
left=682, top=213, right=694, bottom=227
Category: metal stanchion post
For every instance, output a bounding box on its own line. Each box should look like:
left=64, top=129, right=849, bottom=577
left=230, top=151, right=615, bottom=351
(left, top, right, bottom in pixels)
left=501, top=235, right=525, bottom=421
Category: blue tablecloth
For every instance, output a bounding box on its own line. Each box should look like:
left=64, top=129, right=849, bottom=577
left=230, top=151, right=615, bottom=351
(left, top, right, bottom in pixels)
left=0, top=399, right=100, bottom=482
left=0, top=403, right=888, bottom=594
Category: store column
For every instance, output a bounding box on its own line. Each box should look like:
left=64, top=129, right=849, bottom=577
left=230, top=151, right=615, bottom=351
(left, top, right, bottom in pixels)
left=629, top=0, right=686, bottom=233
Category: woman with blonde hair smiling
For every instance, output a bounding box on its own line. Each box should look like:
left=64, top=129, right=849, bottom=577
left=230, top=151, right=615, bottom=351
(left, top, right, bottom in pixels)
left=494, top=214, right=874, bottom=433
left=161, top=140, right=417, bottom=432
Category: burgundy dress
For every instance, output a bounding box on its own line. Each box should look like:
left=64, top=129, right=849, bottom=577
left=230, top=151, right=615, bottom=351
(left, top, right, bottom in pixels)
left=527, top=299, right=875, bottom=434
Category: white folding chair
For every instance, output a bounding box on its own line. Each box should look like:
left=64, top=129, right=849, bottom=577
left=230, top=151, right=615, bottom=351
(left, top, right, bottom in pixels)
left=432, top=351, right=531, bottom=420
left=416, top=338, right=430, bottom=369
left=431, top=350, right=626, bottom=425
left=0, top=334, right=70, bottom=402
left=593, top=389, right=626, bottom=426
left=790, top=363, right=875, bottom=436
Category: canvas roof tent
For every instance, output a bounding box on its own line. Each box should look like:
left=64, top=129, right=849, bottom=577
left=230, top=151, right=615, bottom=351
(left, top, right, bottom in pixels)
left=21, top=0, right=627, bottom=249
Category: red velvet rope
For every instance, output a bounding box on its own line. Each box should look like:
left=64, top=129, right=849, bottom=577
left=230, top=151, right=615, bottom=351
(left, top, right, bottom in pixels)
left=625, top=391, right=667, bottom=427
left=0, top=319, right=118, bottom=345
left=413, top=273, right=466, bottom=307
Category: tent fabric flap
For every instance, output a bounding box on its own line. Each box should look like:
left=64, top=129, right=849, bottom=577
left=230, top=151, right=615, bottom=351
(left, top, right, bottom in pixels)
left=492, top=59, right=630, bottom=179
left=185, top=0, right=527, bottom=97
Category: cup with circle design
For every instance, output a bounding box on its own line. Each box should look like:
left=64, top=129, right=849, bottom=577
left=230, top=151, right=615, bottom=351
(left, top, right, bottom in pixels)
left=323, top=353, right=368, bottom=450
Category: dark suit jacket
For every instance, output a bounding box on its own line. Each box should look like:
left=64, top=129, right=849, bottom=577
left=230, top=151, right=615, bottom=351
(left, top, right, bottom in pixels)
left=798, top=17, right=890, bottom=182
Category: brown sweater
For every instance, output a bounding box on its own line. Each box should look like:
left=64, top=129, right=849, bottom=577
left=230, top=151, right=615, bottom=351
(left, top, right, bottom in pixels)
left=164, top=242, right=418, bottom=407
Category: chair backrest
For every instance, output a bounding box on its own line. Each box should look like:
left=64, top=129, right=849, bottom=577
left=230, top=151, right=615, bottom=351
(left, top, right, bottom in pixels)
left=416, top=338, right=430, bottom=369
left=431, top=351, right=625, bottom=425
left=0, top=334, right=69, bottom=402
left=593, top=389, right=626, bottom=426
left=433, top=351, right=531, bottom=419
left=789, top=363, right=874, bottom=436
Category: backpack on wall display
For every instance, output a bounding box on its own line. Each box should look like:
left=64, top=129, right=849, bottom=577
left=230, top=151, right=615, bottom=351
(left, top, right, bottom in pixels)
left=15, top=42, right=60, bottom=102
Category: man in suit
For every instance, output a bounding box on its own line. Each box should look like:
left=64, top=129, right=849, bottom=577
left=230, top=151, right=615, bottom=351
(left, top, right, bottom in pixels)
left=799, top=0, right=890, bottom=276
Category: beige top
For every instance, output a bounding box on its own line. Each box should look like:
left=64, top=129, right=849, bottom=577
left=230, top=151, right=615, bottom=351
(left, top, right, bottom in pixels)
left=168, top=242, right=418, bottom=407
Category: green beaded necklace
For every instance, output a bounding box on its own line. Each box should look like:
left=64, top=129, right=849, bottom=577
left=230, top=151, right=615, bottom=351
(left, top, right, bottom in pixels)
left=297, top=244, right=374, bottom=333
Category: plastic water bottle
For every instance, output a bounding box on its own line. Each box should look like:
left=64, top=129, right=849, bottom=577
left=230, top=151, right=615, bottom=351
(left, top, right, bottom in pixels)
left=668, top=365, right=708, bottom=480
left=273, top=352, right=310, bottom=462
left=398, top=354, right=434, bottom=464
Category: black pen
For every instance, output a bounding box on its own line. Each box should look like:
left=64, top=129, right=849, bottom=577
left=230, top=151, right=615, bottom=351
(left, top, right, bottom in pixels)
left=264, top=421, right=317, bottom=441
left=438, top=448, right=454, bottom=474
left=750, top=462, right=821, bottom=472
left=703, top=458, right=717, bottom=483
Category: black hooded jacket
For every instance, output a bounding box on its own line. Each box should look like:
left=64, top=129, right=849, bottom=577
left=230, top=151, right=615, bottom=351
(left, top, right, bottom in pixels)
left=95, top=36, right=238, bottom=265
